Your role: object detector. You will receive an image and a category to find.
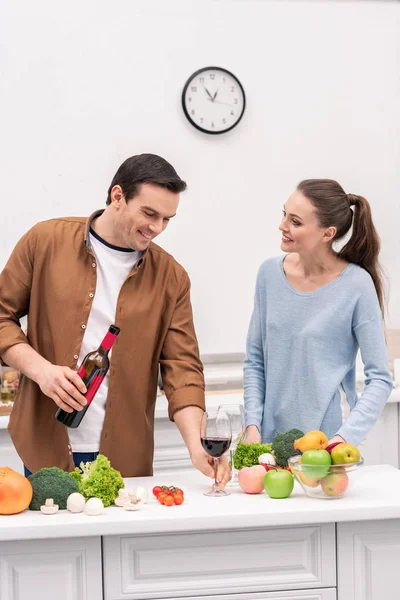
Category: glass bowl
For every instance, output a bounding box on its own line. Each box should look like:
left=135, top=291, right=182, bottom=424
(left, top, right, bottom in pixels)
left=288, top=454, right=364, bottom=499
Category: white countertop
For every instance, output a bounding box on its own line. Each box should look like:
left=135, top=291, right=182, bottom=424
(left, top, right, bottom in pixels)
left=1, top=464, right=400, bottom=542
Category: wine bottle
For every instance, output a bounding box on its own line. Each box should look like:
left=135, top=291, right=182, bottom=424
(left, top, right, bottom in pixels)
left=55, top=324, right=120, bottom=428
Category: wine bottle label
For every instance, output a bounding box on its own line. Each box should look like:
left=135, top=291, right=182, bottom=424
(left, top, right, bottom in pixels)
left=102, top=330, right=118, bottom=351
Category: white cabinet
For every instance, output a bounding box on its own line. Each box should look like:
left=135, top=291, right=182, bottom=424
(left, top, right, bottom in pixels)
left=103, top=524, right=336, bottom=600
left=337, top=519, right=400, bottom=600
left=0, top=536, right=102, bottom=600
left=154, top=593, right=337, bottom=600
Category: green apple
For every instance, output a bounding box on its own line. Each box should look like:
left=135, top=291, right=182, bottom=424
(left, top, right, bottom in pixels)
left=330, top=443, right=360, bottom=465
left=264, top=469, right=294, bottom=499
left=321, top=467, right=349, bottom=497
left=300, top=449, right=332, bottom=479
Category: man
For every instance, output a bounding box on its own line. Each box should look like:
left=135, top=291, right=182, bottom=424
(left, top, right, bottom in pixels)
left=0, top=153, right=230, bottom=486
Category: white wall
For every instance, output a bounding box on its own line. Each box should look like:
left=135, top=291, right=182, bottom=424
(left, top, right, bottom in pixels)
left=1, top=0, right=399, bottom=354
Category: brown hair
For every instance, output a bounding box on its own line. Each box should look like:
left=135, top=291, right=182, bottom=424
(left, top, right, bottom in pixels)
left=297, top=179, right=385, bottom=317
left=106, top=153, right=187, bottom=206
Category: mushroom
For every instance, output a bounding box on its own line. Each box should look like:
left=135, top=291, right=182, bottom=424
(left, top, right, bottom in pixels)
left=258, top=452, right=276, bottom=466
left=114, top=488, right=130, bottom=507
left=134, top=486, right=148, bottom=504
left=67, top=492, right=86, bottom=513
left=84, top=497, right=104, bottom=516
left=40, top=498, right=59, bottom=515
left=122, top=493, right=144, bottom=511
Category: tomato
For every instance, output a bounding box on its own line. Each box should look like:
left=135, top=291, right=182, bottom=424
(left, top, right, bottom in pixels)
left=152, top=486, right=162, bottom=498
left=175, top=488, right=184, bottom=496
left=173, top=493, right=184, bottom=505
left=164, top=495, right=174, bottom=506
left=157, top=493, right=167, bottom=504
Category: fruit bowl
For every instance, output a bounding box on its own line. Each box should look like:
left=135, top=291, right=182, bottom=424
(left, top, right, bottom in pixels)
left=288, top=455, right=364, bottom=499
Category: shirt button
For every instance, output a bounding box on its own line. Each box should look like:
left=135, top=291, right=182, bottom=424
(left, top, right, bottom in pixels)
left=89, top=293, right=94, bottom=298
left=81, top=324, right=86, bottom=329
left=67, top=444, right=71, bottom=449
left=68, top=451, right=72, bottom=456
left=74, top=355, right=79, bottom=360
left=92, top=262, right=96, bottom=268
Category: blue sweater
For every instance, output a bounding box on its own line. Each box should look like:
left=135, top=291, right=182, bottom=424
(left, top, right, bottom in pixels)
left=244, top=256, right=393, bottom=446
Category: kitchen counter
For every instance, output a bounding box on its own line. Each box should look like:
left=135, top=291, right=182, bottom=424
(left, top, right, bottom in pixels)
left=1, top=465, right=400, bottom=600
left=0, top=464, right=399, bottom=542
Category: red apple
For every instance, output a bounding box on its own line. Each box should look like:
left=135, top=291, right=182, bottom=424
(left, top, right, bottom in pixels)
left=325, top=442, right=343, bottom=454
left=238, top=465, right=266, bottom=494
left=321, top=468, right=349, bottom=497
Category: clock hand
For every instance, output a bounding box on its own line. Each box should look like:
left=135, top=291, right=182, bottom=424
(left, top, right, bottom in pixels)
left=212, top=89, right=219, bottom=101
left=206, top=98, right=234, bottom=107
left=203, top=86, right=214, bottom=102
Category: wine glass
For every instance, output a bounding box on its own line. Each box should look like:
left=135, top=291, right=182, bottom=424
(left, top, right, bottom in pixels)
left=218, top=404, right=245, bottom=487
left=200, top=409, right=232, bottom=497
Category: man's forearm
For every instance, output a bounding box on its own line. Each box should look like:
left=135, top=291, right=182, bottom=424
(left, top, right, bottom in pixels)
left=173, top=405, right=204, bottom=457
left=2, top=343, right=51, bottom=384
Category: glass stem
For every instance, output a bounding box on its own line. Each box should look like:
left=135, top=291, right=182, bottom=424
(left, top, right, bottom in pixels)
left=213, top=457, right=220, bottom=491
left=230, top=449, right=237, bottom=482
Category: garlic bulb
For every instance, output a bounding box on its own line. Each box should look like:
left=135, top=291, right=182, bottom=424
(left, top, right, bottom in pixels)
left=258, top=453, right=276, bottom=466
left=67, top=492, right=86, bottom=513
left=84, top=497, right=104, bottom=516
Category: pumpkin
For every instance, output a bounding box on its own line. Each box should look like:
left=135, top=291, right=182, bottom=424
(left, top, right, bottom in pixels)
left=0, top=466, right=33, bottom=515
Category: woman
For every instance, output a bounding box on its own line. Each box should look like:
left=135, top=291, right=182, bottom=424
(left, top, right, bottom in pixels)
left=244, top=179, right=392, bottom=447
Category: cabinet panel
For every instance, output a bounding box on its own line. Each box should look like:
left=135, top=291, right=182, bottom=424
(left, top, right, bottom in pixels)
left=103, top=524, right=336, bottom=599
left=338, top=519, right=400, bottom=600
left=0, top=536, right=102, bottom=600
left=141, top=591, right=337, bottom=600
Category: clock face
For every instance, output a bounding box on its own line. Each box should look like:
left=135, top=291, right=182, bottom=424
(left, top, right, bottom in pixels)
left=182, top=67, right=246, bottom=134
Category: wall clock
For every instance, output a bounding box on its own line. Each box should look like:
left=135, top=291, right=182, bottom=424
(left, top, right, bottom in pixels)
left=182, top=66, right=246, bottom=135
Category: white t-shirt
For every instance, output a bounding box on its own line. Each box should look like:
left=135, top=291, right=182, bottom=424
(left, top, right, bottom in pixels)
left=68, top=228, right=141, bottom=452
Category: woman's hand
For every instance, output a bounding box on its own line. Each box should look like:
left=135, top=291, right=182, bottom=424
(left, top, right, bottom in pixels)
left=328, top=434, right=346, bottom=445
left=243, top=425, right=262, bottom=444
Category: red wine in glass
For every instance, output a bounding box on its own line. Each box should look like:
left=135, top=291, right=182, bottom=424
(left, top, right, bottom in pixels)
left=200, top=410, right=232, bottom=497
left=201, top=437, right=231, bottom=457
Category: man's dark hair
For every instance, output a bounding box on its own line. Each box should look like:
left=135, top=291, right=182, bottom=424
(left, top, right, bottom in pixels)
left=106, top=153, right=187, bottom=205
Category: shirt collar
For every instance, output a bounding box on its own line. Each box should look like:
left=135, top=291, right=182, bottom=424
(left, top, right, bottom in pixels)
left=84, top=209, right=148, bottom=266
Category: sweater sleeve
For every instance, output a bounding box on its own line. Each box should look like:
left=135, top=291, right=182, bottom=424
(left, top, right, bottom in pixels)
left=243, top=268, right=266, bottom=431
left=337, top=305, right=393, bottom=446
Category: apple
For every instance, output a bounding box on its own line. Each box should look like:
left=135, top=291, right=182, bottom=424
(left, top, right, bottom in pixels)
left=264, top=469, right=294, bottom=499
left=325, top=441, right=343, bottom=454
left=321, top=467, right=349, bottom=497
left=300, top=449, right=332, bottom=479
left=238, top=465, right=266, bottom=494
left=330, top=443, right=360, bottom=465
left=297, top=470, right=322, bottom=488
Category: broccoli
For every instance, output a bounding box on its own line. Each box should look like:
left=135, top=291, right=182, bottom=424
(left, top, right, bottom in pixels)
left=272, top=429, right=304, bottom=467
left=28, top=467, right=79, bottom=510
left=234, top=443, right=273, bottom=470
left=71, top=454, right=124, bottom=507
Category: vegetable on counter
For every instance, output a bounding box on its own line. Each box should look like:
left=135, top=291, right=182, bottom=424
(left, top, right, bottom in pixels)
left=0, top=466, right=33, bottom=515
left=152, top=485, right=185, bottom=506
left=40, top=498, right=59, bottom=515
left=272, top=429, right=304, bottom=467
left=233, top=443, right=273, bottom=470
left=71, top=454, right=123, bottom=507
left=28, top=467, right=79, bottom=511
left=67, top=492, right=86, bottom=513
